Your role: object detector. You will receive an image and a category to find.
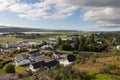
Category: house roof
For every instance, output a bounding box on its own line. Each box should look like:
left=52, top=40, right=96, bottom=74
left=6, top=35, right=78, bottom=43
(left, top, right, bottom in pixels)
left=31, top=61, right=44, bottom=69
left=28, top=49, right=43, bottom=56
left=67, top=55, right=76, bottom=62
left=41, top=45, right=53, bottom=49
left=28, top=49, right=40, bottom=54
left=45, top=60, right=57, bottom=68
left=15, top=55, right=29, bottom=63
left=31, top=58, right=57, bottom=69
left=32, top=56, right=55, bottom=62
left=53, top=51, right=65, bottom=55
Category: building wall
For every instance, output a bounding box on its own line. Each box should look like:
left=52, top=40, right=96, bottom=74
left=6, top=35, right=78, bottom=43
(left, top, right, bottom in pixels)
left=29, top=65, right=39, bottom=72
left=15, top=60, right=30, bottom=66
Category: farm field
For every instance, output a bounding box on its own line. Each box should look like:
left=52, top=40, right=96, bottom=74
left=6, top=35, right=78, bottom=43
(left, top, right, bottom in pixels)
left=0, top=32, right=67, bottom=43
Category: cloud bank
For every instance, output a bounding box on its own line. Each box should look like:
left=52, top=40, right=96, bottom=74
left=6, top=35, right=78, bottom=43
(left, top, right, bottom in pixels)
left=0, top=0, right=120, bottom=27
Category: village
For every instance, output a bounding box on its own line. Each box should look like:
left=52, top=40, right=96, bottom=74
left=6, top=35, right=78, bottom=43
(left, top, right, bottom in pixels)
left=0, top=32, right=120, bottom=80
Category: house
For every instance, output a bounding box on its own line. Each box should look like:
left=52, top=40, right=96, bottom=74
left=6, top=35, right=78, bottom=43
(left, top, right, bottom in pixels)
left=116, top=45, right=120, bottom=50
left=96, top=41, right=102, bottom=44
left=61, top=38, right=67, bottom=41
left=41, top=45, right=53, bottom=50
left=59, top=54, right=76, bottom=66
left=30, top=57, right=57, bottom=72
left=67, top=37, right=74, bottom=41
left=48, top=38, right=57, bottom=42
left=14, top=55, right=30, bottom=66
left=30, top=61, right=44, bottom=72
left=27, top=49, right=43, bottom=57
left=53, top=51, right=67, bottom=59
left=44, top=59, right=58, bottom=70
left=67, top=55, right=76, bottom=62
left=48, top=38, right=57, bottom=45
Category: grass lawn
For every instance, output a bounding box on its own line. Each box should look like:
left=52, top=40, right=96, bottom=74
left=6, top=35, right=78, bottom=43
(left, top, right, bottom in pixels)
left=0, top=36, right=23, bottom=43
left=15, top=66, right=26, bottom=73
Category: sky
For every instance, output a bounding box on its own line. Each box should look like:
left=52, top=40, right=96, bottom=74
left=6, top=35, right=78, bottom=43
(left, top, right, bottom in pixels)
left=0, top=0, right=120, bottom=31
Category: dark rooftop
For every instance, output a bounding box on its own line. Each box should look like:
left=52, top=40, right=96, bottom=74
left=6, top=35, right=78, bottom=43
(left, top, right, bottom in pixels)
left=53, top=51, right=65, bottom=55
left=31, top=61, right=44, bottom=69
left=28, top=49, right=40, bottom=54
left=45, top=60, right=58, bottom=68
left=67, top=55, right=76, bottom=62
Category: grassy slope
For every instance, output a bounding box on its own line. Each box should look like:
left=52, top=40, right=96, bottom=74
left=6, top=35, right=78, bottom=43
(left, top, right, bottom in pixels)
left=73, top=56, right=120, bottom=79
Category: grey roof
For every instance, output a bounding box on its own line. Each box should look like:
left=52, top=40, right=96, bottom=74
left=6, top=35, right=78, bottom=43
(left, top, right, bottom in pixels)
left=32, top=56, right=55, bottom=62
left=15, top=55, right=29, bottom=63
left=53, top=51, right=65, bottom=55
left=28, top=49, right=42, bottom=56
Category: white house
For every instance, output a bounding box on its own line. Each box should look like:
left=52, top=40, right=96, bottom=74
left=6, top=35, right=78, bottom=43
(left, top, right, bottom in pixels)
left=59, top=59, right=71, bottom=66
left=59, top=55, right=76, bottom=66
left=41, top=45, right=53, bottom=50
left=48, top=38, right=57, bottom=42
left=14, top=55, right=30, bottom=66
left=96, top=41, right=102, bottom=44
left=116, top=45, right=120, bottom=50
left=53, top=51, right=67, bottom=59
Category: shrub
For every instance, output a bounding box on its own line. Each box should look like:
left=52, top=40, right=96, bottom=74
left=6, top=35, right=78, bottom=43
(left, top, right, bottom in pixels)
left=3, top=63, right=15, bottom=73
left=18, top=73, right=24, bottom=79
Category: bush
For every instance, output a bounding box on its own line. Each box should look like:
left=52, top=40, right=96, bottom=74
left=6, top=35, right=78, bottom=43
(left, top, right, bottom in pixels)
left=2, top=60, right=12, bottom=67
left=3, top=63, right=15, bottom=73
left=95, top=74, right=116, bottom=80
left=18, top=73, right=24, bottom=79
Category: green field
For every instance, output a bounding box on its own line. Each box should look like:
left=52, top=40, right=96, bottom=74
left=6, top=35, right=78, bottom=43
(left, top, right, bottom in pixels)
left=0, top=36, right=23, bottom=43
left=0, top=32, right=67, bottom=43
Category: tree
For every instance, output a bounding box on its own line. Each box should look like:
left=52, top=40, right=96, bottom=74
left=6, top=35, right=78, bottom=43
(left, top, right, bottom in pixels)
left=74, top=37, right=80, bottom=50
left=79, top=43, right=84, bottom=51
left=79, top=35, right=85, bottom=44
left=89, top=34, right=95, bottom=44
left=79, top=35, right=85, bottom=51
left=3, top=63, right=15, bottom=73
left=60, top=42, right=72, bottom=51
left=57, top=37, right=62, bottom=46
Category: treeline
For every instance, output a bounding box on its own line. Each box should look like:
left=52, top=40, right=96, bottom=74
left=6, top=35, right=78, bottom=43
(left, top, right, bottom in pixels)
left=56, top=34, right=108, bottom=52
left=15, top=34, right=41, bottom=39
left=94, top=32, right=120, bottom=46
left=15, top=33, right=64, bottom=39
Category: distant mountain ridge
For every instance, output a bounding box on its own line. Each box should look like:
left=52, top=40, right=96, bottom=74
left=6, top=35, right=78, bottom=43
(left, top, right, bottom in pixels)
left=0, top=26, right=79, bottom=32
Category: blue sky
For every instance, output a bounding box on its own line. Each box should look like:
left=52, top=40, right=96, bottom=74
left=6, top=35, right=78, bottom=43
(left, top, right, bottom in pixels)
left=0, top=0, right=120, bottom=31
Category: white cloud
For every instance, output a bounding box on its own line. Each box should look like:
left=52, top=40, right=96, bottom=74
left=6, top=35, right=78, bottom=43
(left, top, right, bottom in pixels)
left=0, top=0, right=16, bottom=11
left=0, top=0, right=120, bottom=28
left=0, top=0, right=78, bottom=20
left=9, top=3, right=32, bottom=13
left=83, top=7, right=120, bottom=24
